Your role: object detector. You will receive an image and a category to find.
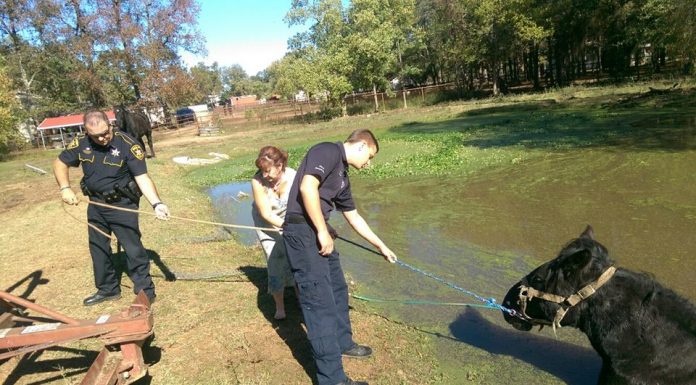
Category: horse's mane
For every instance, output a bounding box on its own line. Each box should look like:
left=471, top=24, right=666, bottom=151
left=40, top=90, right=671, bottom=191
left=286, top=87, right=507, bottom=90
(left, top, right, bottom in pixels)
left=613, top=268, right=696, bottom=336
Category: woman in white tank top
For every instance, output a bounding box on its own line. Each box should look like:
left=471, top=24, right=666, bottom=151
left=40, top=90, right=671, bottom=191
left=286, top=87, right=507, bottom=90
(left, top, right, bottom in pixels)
left=251, top=146, right=297, bottom=320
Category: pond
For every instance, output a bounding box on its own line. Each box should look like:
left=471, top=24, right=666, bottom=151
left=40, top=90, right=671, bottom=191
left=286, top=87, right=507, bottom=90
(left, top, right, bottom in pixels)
left=208, top=147, right=696, bottom=384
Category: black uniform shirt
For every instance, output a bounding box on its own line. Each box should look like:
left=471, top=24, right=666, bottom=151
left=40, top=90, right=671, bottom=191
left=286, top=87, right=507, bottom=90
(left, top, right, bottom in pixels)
left=286, top=142, right=355, bottom=221
left=59, top=130, right=147, bottom=193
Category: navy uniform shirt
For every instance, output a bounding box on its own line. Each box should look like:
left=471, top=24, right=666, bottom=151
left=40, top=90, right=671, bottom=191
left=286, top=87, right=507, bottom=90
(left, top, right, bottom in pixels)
left=58, top=130, right=147, bottom=193
left=286, top=142, right=355, bottom=221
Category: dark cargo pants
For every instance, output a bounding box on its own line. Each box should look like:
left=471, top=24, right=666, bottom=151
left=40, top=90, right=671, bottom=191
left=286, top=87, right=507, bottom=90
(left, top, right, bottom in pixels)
left=87, top=197, right=155, bottom=299
left=283, top=221, right=354, bottom=385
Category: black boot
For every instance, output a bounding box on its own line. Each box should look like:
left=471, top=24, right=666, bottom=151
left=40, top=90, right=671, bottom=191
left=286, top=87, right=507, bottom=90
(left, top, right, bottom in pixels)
left=83, top=292, right=121, bottom=306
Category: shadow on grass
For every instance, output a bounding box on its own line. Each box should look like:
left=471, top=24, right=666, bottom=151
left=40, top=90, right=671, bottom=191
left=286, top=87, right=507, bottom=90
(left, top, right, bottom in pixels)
left=3, top=270, right=49, bottom=299
left=239, top=265, right=318, bottom=385
left=389, top=91, right=696, bottom=151
left=110, top=247, right=176, bottom=284
left=449, top=309, right=601, bottom=385
left=1, top=270, right=52, bottom=323
left=1, top=340, right=161, bottom=385
left=1, top=346, right=98, bottom=385
left=146, top=249, right=176, bottom=282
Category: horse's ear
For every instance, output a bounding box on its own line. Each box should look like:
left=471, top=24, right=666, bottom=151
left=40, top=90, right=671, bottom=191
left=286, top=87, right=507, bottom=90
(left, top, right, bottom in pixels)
left=580, top=225, right=595, bottom=240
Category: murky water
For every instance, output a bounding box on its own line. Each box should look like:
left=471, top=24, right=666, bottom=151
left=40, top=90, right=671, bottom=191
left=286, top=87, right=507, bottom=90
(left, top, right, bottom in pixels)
left=209, top=148, right=696, bottom=384
left=209, top=182, right=256, bottom=245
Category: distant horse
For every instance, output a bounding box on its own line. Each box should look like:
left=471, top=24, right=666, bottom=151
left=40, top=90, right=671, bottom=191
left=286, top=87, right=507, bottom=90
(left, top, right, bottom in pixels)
left=114, top=105, right=155, bottom=158
left=502, top=225, right=696, bottom=385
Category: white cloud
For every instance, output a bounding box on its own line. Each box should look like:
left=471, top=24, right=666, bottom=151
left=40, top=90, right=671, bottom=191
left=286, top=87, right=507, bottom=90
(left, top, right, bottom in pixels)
left=181, top=40, right=288, bottom=76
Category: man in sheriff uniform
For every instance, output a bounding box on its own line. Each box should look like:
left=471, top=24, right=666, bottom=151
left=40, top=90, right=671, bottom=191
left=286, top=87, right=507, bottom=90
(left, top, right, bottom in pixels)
left=53, top=110, right=170, bottom=306
left=282, top=129, right=398, bottom=385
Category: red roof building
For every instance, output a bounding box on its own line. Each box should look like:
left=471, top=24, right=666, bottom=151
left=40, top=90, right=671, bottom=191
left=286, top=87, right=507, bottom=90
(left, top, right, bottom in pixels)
left=36, top=111, right=116, bottom=149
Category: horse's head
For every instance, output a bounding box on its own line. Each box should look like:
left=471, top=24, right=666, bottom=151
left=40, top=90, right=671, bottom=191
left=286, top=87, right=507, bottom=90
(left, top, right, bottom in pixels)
left=114, top=105, right=127, bottom=130
left=502, top=225, right=616, bottom=332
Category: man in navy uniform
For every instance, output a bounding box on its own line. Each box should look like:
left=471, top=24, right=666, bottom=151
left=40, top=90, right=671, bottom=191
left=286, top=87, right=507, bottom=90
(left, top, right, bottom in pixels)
left=53, top=110, right=170, bottom=306
left=283, top=129, right=397, bottom=385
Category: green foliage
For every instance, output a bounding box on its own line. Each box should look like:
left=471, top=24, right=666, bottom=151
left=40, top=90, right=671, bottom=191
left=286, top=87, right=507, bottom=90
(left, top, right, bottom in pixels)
left=191, top=62, right=223, bottom=99
left=2, top=0, right=696, bottom=134
left=278, top=1, right=355, bottom=108
left=0, top=0, right=205, bottom=122
left=0, top=64, right=22, bottom=157
left=310, top=105, right=344, bottom=121
left=658, top=0, right=696, bottom=72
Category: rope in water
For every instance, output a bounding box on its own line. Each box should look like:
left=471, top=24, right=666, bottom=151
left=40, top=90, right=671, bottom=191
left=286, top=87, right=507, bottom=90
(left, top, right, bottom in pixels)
left=350, top=293, right=501, bottom=309
left=336, top=236, right=518, bottom=317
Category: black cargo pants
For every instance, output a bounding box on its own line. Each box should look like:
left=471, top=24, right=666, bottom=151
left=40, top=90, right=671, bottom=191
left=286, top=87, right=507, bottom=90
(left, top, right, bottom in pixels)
left=87, top=197, right=155, bottom=299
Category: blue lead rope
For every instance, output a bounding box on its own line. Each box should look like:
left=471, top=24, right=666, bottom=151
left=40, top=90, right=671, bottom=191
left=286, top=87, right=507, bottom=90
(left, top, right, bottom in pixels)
left=394, top=260, right=516, bottom=316
left=336, top=236, right=518, bottom=317
left=350, top=293, right=501, bottom=309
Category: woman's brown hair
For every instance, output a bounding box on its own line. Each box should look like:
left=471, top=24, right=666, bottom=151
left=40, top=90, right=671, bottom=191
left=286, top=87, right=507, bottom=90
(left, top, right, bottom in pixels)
left=255, top=146, right=288, bottom=171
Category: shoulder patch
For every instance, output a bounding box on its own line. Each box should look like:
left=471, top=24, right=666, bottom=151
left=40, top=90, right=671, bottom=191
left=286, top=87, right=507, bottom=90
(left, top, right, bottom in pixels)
left=67, top=137, right=80, bottom=150
left=131, top=144, right=145, bottom=160
left=116, top=131, right=137, bottom=146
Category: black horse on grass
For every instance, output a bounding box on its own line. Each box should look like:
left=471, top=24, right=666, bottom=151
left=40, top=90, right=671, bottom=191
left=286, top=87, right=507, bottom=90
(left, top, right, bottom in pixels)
left=114, top=105, right=155, bottom=158
left=503, top=225, right=696, bottom=385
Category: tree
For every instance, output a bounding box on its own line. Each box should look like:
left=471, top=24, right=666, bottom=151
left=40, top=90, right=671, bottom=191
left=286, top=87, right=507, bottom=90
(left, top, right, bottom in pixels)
left=426, top=0, right=545, bottom=95
left=158, top=66, right=203, bottom=110
left=99, top=0, right=205, bottom=106
left=0, top=63, right=23, bottom=156
left=191, top=61, right=223, bottom=100
left=0, top=0, right=205, bottom=126
left=656, top=0, right=696, bottom=73
left=221, top=64, right=249, bottom=96
left=284, top=0, right=354, bottom=112
left=346, top=0, right=415, bottom=110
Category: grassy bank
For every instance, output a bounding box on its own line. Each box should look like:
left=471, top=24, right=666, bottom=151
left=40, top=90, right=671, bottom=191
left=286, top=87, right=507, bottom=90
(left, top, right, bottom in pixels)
left=185, top=78, right=696, bottom=188
left=1, top=79, right=695, bottom=384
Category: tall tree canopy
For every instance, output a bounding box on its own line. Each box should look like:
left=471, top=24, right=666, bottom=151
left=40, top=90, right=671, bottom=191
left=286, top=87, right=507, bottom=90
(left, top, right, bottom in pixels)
left=3, top=0, right=696, bottom=135
left=273, top=0, right=696, bottom=107
left=0, top=61, right=23, bottom=156
left=0, top=0, right=205, bottom=124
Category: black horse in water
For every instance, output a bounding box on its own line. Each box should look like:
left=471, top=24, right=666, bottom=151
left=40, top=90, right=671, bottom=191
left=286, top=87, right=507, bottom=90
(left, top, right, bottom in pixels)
left=503, top=226, right=696, bottom=385
left=114, top=105, right=154, bottom=158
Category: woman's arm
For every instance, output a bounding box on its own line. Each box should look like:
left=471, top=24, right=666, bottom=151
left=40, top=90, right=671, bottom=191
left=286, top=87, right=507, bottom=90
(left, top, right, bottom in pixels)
left=251, top=177, right=284, bottom=228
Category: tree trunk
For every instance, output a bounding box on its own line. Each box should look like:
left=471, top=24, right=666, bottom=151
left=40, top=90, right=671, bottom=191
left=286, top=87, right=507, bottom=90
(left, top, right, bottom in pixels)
left=372, top=84, right=379, bottom=112
left=492, top=63, right=499, bottom=96
left=532, top=43, right=540, bottom=90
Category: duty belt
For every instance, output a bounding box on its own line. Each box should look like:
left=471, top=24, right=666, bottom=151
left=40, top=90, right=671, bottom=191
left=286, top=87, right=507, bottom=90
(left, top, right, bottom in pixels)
left=80, top=179, right=140, bottom=204
left=286, top=214, right=308, bottom=224
left=90, top=189, right=122, bottom=203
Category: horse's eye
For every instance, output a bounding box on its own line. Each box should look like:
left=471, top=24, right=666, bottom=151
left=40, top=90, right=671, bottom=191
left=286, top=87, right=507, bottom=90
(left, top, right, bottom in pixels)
left=531, top=275, right=545, bottom=286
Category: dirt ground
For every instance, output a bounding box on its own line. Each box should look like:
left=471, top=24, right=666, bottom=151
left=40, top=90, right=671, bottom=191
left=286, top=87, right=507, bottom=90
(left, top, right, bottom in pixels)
left=0, top=123, right=438, bottom=385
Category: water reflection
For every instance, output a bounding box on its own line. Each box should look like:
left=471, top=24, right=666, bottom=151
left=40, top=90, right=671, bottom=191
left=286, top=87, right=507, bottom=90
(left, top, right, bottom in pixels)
left=208, top=181, right=257, bottom=246
left=449, top=310, right=601, bottom=385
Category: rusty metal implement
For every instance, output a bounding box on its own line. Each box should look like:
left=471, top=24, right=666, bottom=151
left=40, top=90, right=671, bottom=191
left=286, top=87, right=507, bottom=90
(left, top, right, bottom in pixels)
left=0, top=290, right=154, bottom=384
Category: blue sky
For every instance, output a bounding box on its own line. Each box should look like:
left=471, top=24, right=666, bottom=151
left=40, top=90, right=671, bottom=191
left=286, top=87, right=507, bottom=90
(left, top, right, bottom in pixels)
left=181, top=0, right=306, bottom=76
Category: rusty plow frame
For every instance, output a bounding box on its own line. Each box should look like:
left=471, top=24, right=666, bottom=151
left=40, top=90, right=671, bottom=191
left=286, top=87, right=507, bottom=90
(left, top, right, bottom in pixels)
left=0, top=290, right=154, bottom=384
